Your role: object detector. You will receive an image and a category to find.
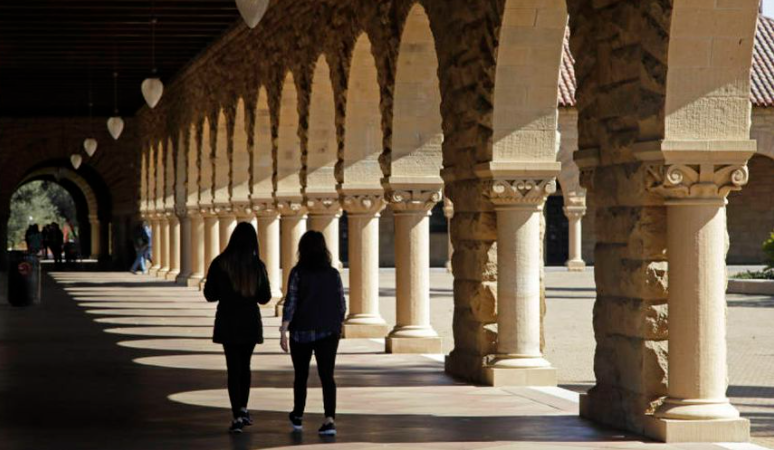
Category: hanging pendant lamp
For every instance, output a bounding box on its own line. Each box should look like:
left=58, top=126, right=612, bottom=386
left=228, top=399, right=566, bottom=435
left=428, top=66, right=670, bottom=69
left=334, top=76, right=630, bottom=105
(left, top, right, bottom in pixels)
left=236, top=0, right=270, bottom=29
left=108, top=71, right=124, bottom=139
left=83, top=138, right=98, bottom=157
left=142, top=12, right=163, bottom=108
left=71, top=154, right=83, bottom=170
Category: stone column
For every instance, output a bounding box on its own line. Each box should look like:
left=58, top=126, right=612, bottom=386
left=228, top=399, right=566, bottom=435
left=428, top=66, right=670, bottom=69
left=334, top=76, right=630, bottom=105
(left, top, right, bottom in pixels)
left=166, top=214, right=181, bottom=281
left=649, top=163, right=749, bottom=438
left=484, top=178, right=557, bottom=386
left=255, top=203, right=283, bottom=304
left=306, top=196, right=342, bottom=268
left=89, top=215, right=101, bottom=260
left=149, top=215, right=162, bottom=275
left=176, top=211, right=192, bottom=285
left=341, top=193, right=389, bottom=338
left=276, top=200, right=307, bottom=316
left=202, top=209, right=220, bottom=278
left=443, top=198, right=453, bottom=272
left=563, top=201, right=586, bottom=271
left=216, top=206, right=237, bottom=252
left=385, top=189, right=443, bottom=354
left=157, top=214, right=171, bottom=278
left=187, top=209, right=206, bottom=287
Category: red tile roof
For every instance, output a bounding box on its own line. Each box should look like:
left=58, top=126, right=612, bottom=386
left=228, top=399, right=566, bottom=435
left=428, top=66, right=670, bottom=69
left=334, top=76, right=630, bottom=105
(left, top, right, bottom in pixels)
left=559, top=16, right=774, bottom=107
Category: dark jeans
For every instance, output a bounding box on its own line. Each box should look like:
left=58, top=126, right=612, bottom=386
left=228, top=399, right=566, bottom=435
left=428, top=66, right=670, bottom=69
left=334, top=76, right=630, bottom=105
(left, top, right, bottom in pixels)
left=290, top=335, right=339, bottom=419
left=223, top=343, right=255, bottom=418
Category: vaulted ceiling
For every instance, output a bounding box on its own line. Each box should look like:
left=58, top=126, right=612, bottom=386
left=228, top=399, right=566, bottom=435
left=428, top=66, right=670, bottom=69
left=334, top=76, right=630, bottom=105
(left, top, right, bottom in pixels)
left=0, top=0, right=241, bottom=117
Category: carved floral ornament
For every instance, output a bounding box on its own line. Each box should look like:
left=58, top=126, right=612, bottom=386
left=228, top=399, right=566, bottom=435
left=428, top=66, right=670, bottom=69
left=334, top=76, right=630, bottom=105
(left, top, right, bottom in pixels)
left=387, top=189, right=443, bottom=211
left=487, top=178, right=557, bottom=206
left=306, top=196, right=342, bottom=215
left=646, top=163, right=749, bottom=200
left=341, top=193, right=387, bottom=215
left=276, top=200, right=307, bottom=216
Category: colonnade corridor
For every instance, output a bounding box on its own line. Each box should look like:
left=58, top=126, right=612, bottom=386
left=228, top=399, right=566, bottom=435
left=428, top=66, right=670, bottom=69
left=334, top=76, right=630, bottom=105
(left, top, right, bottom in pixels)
left=0, top=270, right=771, bottom=450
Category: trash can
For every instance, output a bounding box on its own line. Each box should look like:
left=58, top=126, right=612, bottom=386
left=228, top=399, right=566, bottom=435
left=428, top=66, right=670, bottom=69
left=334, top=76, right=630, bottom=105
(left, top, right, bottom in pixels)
left=8, top=251, right=41, bottom=306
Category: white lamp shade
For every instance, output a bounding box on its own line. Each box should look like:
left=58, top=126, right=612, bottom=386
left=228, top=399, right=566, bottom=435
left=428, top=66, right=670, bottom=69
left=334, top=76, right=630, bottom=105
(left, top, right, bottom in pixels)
left=70, top=154, right=83, bottom=170
left=236, top=0, right=269, bottom=29
left=107, top=116, right=124, bottom=140
left=141, top=77, right=164, bottom=108
left=83, top=138, right=98, bottom=157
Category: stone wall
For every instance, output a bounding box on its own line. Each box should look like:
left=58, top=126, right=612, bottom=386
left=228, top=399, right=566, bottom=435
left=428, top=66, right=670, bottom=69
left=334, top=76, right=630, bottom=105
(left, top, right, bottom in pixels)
left=727, top=154, right=774, bottom=264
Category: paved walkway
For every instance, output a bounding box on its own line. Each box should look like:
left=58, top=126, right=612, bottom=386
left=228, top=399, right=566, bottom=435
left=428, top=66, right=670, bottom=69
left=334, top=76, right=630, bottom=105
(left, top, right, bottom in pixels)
left=0, top=269, right=771, bottom=449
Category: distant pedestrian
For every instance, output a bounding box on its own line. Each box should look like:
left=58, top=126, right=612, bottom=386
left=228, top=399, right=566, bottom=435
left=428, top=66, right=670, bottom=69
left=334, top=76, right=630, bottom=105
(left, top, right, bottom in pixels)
left=49, top=222, right=64, bottom=265
left=130, top=221, right=151, bottom=274
left=144, top=221, right=153, bottom=265
left=203, top=222, right=272, bottom=434
left=280, top=230, right=346, bottom=436
left=25, top=224, right=42, bottom=255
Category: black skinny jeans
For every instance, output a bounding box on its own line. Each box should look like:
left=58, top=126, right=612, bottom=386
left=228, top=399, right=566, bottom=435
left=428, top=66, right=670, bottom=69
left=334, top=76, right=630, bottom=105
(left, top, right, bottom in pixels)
left=223, top=343, right=256, bottom=418
left=290, top=335, right=339, bottom=419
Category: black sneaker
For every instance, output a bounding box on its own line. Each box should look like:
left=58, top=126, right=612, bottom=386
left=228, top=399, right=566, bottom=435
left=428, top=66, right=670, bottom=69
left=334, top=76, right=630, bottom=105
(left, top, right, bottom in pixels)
left=240, top=410, right=253, bottom=426
left=318, top=421, right=336, bottom=436
left=229, top=418, right=244, bottom=434
left=288, top=412, right=303, bottom=431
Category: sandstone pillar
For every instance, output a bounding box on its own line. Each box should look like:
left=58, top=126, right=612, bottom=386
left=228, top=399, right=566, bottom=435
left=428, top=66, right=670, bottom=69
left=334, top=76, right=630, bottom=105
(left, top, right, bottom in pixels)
left=203, top=210, right=220, bottom=277
left=306, top=196, right=342, bottom=269
left=89, top=216, right=100, bottom=260
left=166, top=215, right=180, bottom=281
left=484, top=178, right=557, bottom=386
left=341, top=193, right=389, bottom=338
left=216, top=207, right=237, bottom=252
left=277, top=200, right=307, bottom=315
left=255, top=204, right=283, bottom=303
left=157, top=215, right=170, bottom=278
left=149, top=216, right=161, bottom=275
left=443, top=198, right=453, bottom=272
left=187, top=210, right=205, bottom=287
left=385, top=189, right=442, bottom=354
left=647, top=163, right=750, bottom=440
left=564, top=203, right=586, bottom=271
left=176, top=213, right=192, bottom=285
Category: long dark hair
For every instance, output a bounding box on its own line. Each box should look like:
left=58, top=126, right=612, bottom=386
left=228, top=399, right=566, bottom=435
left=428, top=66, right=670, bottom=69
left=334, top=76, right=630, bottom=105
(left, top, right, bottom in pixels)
left=219, top=222, right=263, bottom=297
left=297, top=230, right=331, bottom=270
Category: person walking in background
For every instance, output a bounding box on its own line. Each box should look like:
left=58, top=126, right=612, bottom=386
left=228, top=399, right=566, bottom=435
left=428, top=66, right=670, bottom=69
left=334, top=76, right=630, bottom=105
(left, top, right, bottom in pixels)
left=143, top=221, right=153, bottom=266
left=130, top=221, right=151, bottom=274
left=25, top=224, right=42, bottom=255
left=41, top=224, right=51, bottom=259
left=49, top=222, right=64, bottom=265
left=203, top=222, right=272, bottom=434
left=280, top=230, right=346, bottom=436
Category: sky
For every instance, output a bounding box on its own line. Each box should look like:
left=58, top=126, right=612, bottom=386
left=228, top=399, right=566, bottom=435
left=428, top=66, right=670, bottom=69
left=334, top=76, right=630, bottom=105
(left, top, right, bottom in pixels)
left=764, top=0, right=774, bottom=18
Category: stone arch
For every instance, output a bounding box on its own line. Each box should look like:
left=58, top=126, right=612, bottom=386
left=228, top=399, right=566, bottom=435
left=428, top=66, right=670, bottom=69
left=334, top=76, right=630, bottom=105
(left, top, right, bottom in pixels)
left=212, top=108, right=230, bottom=206
left=276, top=71, right=302, bottom=199
left=387, top=2, right=443, bottom=187
left=341, top=32, right=382, bottom=191
left=251, top=87, right=274, bottom=202
left=199, top=117, right=214, bottom=207
left=186, top=122, right=200, bottom=209
left=21, top=167, right=98, bottom=219
left=305, top=55, right=338, bottom=197
left=232, top=98, right=251, bottom=205
left=164, top=137, right=175, bottom=211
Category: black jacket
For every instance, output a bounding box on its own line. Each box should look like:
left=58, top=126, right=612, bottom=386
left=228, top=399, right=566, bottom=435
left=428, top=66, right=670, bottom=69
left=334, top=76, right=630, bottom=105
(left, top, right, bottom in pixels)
left=286, top=266, right=346, bottom=335
left=203, top=255, right=272, bottom=344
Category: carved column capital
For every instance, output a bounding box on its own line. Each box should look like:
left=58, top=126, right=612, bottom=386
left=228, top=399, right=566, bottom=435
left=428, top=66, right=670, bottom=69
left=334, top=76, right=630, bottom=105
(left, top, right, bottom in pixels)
left=442, top=197, right=453, bottom=219
left=646, top=163, right=749, bottom=203
left=386, top=188, right=442, bottom=213
left=341, top=193, right=387, bottom=216
left=252, top=200, right=279, bottom=217
left=486, top=178, right=556, bottom=208
left=305, top=195, right=342, bottom=217
left=231, top=202, right=253, bottom=219
left=276, top=199, right=308, bottom=217
left=563, top=206, right=587, bottom=221
left=213, top=202, right=234, bottom=216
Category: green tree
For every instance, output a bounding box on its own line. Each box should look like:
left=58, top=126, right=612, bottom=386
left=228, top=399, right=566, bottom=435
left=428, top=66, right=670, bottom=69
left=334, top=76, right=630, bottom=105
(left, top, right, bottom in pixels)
left=7, top=181, right=76, bottom=249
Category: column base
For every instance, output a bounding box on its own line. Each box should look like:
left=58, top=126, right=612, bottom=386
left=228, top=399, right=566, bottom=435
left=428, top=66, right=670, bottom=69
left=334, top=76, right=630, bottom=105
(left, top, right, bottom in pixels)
left=274, top=300, right=284, bottom=318
left=642, top=415, right=750, bottom=443
left=165, top=271, right=180, bottom=281
left=386, top=336, right=442, bottom=354
left=175, top=273, right=191, bottom=285
left=483, top=366, right=557, bottom=387
left=183, top=275, right=203, bottom=287
left=343, top=322, right=390, bottom=339
left=148, top=267, right=161, bottom=277
left=566, top=259, right=586, bottom=271
left=157, top=269, right=170, bottom=279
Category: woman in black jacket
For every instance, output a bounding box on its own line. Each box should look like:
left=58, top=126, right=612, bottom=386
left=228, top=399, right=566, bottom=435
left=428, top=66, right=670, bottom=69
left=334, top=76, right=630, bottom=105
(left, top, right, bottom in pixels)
left=280, top=230, right=346, bottom=436
left=204, top=222, right=272, bottom=433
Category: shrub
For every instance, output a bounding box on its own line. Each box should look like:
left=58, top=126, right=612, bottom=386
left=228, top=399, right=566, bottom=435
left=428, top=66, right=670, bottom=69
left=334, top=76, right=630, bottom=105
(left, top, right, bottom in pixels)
left=764, top=231, right=774, bottom=271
